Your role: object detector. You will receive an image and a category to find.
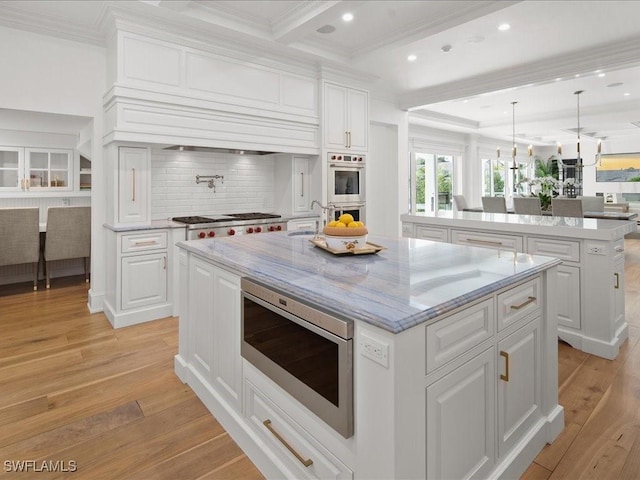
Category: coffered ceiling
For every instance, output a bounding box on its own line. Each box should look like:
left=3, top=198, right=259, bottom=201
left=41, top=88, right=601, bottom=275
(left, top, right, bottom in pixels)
left=1, top=0, right=640, bottom=146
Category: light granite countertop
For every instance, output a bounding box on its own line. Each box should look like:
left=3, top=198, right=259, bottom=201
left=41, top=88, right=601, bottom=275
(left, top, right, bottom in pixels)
left=401, top=211, right=637, bottom=240
left=177, top=232, right=560, bottom=333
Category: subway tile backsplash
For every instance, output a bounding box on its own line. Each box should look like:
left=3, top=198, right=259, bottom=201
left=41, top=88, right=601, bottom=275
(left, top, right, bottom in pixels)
left=151, top=149, right=276, bottom=219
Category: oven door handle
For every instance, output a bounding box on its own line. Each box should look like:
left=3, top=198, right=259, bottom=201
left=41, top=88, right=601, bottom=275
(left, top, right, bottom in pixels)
left=329, top=164, right=365, bottom=169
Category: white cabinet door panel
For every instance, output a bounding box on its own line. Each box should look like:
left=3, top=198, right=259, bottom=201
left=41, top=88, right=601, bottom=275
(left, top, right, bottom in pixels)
left=121, top=252, right=167, bottom=310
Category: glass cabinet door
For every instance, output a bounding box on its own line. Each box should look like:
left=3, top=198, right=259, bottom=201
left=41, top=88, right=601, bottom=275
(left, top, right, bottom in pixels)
left=25, top=148, right=72, bottom=191
left=0, top=147, right=24, bottom=191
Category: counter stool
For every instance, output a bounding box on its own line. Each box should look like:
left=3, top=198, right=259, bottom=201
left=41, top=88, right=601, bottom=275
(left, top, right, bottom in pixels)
left=0, top=208, right=40, bottom=290
left=44, top=206, right=91, bottom=288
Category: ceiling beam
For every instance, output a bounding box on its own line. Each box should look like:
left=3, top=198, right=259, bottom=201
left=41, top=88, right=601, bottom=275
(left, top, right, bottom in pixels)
left=272, top=0, right=343, bottom=44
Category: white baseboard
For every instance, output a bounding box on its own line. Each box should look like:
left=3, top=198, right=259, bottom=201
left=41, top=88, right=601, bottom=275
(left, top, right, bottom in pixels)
left=103, top=300, right=173, bottom=328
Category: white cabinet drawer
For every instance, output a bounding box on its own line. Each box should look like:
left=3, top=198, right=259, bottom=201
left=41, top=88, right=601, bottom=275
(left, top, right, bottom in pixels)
left=451, top=230, right=522, bottom=252
left=121, top=231, right=168, bottom=253
left=426, top=299, right=494, bottom=374
left=527, top=237, right=580, bottom=262
left=497, top=277, right=541, bottom=331
left=416, top=226, right=448, bottom=242
left=245, top=380, right=352, bottom=480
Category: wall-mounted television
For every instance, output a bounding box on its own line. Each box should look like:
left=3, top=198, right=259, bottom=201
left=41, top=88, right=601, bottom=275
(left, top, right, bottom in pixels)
left=596, top=153, right=640, bottom=182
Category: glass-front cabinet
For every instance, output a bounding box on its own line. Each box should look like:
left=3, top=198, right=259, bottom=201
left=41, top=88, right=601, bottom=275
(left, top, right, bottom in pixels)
left=0, top=146, right=74, bottom=192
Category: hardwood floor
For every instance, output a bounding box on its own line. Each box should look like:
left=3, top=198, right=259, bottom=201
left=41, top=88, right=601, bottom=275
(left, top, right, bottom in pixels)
left=1, top=240, right=640, bottom=479
left=0, top=276, right=263, bottom=479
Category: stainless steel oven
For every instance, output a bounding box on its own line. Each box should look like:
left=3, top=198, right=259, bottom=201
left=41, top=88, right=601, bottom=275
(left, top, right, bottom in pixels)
left=332, top=203, right=366, bottom=224
left=241, top=277, right=354, bottom=438
left=328, top=153, right=365, bottom=204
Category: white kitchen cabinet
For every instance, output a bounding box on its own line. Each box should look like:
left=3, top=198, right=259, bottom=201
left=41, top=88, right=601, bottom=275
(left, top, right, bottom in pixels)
left=293, top=156, right=310, bottom=212
left=0, top=146, right=74, bottom=193
left=427, top=309, right=542, bottom=479
left=451, top=229, right=523, bottom=252
left=613, top=256, right=625, bottom=332
left=121, top=251, right=167, bottom=310
left=323, top=82, right=368, bottom=151
left=427, top=347, right=496, bottom=480
left=187, top=255, right=243, bottom=412
left=104, top=228, right=174, bottom=329
left=274, top=154, right=317, bottom=215
left=497, top=317, right=542, bottom=456
left=556, top=264, right=581, bottom=329
left=287, top=218, right=319, bottom=232
left=118, top=146, right=150, bottom=224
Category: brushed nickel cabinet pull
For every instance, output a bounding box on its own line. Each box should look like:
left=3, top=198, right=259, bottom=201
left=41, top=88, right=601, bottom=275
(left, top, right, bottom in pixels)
left=345, top=131, right=349, bottom=148
left=347, top=131, right=351, bottom=148
left=500, top=351, right=510, bottom=382
left=132, top=168, right=136, bottom=202
left=263, top=419, right=313, bottom=467
left=300, top=172, right=304, bottom=197
left=163, top=256, right=166, bottom=270
left=132, top=240, right=158, bottom=247
left=614, top=273, right=620, bottom=289
left=467, top=238, right=504, bottom=247
left=510, top=296, right=536, bottom=310
left=615, top=246, right=624, bottom=253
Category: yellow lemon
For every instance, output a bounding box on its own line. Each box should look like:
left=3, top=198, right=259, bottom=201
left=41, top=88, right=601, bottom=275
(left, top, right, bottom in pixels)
left=334, top=222, right=347, bottom=228
left=356, top=221, right=365, bottom=227
left=338, top=213, right=354, bottom=225
left=347, top=221, right=360, bottom=228
left=327, top=220, right=339, bottom=227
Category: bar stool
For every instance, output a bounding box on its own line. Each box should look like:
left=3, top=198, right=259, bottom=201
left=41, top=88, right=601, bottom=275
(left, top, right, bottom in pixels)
left=552, top=198, right=584, bottom=218
left=513, top=197, right=542, bottom=215
left=0, top=208, right=41, bottom=290
left=44, top=206, right=91, bottom=288
left=481, top=196, right=508, bottom=213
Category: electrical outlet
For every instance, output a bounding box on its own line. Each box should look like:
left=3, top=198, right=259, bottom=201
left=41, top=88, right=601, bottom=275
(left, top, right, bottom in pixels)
left=62, top=198, right=70, bottom=206
left=587, top=244, right=606, bottom=255
left=360, top=333, right=389, bottom=368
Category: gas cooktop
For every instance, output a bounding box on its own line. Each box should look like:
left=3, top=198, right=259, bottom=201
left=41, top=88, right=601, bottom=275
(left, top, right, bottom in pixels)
left=172, top=213, right=281, bottom=224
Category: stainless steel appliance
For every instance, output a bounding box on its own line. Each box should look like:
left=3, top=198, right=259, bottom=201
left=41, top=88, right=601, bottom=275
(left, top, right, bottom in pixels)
left=172, top=213, right=287, bottom=240
left=241, top=277, right=354, bottom=438
left=328, top=152, right=365, bottom=204
left=332, top=203, right=366, bottom=224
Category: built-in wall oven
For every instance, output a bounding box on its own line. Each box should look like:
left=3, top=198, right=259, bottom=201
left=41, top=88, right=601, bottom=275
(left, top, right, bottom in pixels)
left=241, top=277, right=354, bottom=438
left=328, top=153, right=365, bottom=205
left=332, top=203, right=366, bottom=224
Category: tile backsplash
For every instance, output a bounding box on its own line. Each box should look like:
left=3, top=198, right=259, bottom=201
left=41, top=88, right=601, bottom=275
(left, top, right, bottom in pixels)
left=151, top=149, right=276, bottom=219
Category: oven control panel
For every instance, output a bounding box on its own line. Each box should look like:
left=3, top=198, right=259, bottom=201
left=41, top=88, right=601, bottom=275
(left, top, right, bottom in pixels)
left=328, top=153, right=365, bottom=163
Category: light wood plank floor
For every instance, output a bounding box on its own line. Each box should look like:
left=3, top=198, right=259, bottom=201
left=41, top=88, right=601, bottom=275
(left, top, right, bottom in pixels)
left=1, top=240, right=640, bottom=479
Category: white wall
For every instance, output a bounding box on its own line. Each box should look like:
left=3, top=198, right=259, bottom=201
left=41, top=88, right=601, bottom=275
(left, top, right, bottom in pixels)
left=150, top=150, right=276, bottom=219
left=0, top=26, right=106, bottom=309
left=370, top=97, right=408, bottom=237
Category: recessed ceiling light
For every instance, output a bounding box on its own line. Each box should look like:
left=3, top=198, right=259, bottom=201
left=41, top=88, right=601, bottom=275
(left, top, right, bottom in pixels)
left=498, top=23, right=510, bottom=31
left=407, top=54, right=417, bottom=62
left=316, top=24, right=336, bottom=34
left=342, top=12, right=353, bottom=22
left=574, top=74, right=581, bottom=78
left=624, top=92, right=631, bottom=96
left=441, top=44, right=452, bottom=53
left=555, top=77, right=563, bottom=81
left=598, top=73, right=606, bottom=78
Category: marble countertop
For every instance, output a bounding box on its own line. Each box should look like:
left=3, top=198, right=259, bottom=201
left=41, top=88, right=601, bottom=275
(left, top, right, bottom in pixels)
left=177, top=232, right=560, bottom=334
left=401, top=211, right=637, bottom=240
left=103, top=219, right=186, bottom=232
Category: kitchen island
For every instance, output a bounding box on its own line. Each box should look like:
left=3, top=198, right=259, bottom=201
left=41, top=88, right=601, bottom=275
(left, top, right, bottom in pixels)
left=175, top=232, right=563, bottom=480
left=401, top=211, right=637, bottom=360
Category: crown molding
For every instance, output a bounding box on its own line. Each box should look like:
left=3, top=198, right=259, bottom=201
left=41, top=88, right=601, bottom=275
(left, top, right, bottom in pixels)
left=0, top=2, right=109, bottom=46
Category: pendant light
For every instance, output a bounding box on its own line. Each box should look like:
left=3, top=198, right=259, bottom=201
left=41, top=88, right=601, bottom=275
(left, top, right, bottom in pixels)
left=509, top=101, right=519, bottom=192
left=557, top=90, right=600, bottom=168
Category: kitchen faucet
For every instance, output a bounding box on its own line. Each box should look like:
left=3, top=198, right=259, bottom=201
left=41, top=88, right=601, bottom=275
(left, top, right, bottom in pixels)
left=310, top=200, right=336, bottom=238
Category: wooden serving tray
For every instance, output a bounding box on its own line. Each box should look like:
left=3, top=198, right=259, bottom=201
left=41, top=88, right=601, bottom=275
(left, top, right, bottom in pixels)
left=309, top=237, right=386, bottom=255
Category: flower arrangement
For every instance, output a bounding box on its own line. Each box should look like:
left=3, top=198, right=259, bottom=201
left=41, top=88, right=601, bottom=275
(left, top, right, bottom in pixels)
left=518, top=176, right=581, bottom=210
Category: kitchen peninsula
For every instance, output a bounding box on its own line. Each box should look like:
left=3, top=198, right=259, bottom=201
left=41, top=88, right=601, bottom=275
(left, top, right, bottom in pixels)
left=175, top=232, right=563, bottom=480
left=401, top=211, right=637, bottom=360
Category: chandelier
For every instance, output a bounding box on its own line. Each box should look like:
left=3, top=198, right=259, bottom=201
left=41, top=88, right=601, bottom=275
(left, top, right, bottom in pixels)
left=557, top=90, right=601, bottom=168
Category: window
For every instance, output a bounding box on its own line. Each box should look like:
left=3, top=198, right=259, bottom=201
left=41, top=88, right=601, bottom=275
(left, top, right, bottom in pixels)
left=410, top=152, right=454, bottom=213
left=482, top=157, right=533, bottom=197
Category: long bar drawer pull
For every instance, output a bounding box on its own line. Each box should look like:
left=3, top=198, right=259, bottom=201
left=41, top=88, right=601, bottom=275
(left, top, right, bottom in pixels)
left=467, top=238, right=504, bottom=247
left=132, top=168, right=136, bottom=202
left=615, top=246, right=624, bottom=253
left=510, top=296, right=536, bottom=310
left=263, top=419, right=313, bottom=467
left=132, top=240, right=158, bottom=247
left=614, top=273, right=620, bottom=289
left=500, top=351, right=510, bottom=382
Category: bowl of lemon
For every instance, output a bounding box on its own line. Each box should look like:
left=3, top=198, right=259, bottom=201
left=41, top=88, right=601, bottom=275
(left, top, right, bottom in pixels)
left=323, top=214, right=368, bottom=251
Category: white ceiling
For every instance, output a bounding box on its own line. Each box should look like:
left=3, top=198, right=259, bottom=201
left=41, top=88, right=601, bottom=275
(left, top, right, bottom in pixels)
left=1, top=0, right=640, bottom=146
